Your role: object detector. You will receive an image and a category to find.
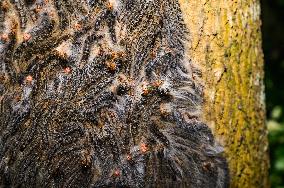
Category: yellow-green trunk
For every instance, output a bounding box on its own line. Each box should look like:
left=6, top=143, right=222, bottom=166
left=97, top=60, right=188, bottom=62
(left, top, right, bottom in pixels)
left=179, top=0, right=269, bottom=187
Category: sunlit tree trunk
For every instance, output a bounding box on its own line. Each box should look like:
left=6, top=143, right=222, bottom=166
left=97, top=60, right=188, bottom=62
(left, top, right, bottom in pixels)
left=0, top=0, right=268, bottom=187
left=179, top=0, right=269, bottom=187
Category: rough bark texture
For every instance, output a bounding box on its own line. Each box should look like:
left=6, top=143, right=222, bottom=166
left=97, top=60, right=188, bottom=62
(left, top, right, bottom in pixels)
left=179, top=0, right=269, bottom=187
left=0, top=0, right=268, bottom=187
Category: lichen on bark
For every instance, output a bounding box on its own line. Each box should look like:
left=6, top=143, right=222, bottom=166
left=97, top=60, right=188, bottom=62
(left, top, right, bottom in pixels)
left=179, top=0, right=269, bottom=187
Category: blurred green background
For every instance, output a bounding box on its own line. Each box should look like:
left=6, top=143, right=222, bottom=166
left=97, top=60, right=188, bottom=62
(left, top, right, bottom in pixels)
left=261, top=0, right=284, bottom=187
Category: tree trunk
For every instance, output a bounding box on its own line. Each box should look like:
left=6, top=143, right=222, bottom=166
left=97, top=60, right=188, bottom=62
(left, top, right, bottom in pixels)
left=0, top=0, right=268, bottom=188
left=179, top=0, right=269, bottom=187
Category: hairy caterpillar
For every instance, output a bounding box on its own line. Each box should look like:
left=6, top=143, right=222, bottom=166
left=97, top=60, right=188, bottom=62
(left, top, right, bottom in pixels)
left=0, top=0, right=229, bottom=187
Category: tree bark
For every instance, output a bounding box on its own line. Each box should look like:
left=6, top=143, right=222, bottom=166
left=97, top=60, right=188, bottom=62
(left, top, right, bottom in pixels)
left=179, top=0, right=269, bottom=187
left=0, top=0, right=268, bottom=187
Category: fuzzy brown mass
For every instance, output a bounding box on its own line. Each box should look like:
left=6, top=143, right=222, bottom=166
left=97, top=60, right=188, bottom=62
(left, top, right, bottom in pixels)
left=0, top=0, right=229, bottom=187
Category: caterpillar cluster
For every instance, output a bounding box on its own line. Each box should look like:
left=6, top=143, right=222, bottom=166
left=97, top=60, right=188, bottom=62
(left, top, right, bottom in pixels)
left=0, top=0, right=229, bottom=187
